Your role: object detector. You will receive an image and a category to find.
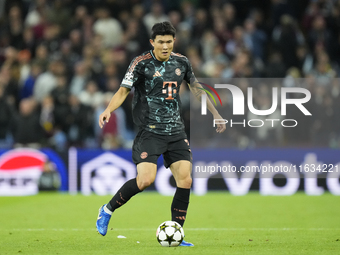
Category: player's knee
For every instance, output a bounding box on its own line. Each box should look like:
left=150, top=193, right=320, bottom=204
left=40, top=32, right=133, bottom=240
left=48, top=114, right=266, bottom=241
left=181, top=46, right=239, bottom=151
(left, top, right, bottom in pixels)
left=137, top=177, right=154, bottom=190
left=178, top=176, right=192, bottom=189
left=185, top=176, right=192, bottom=188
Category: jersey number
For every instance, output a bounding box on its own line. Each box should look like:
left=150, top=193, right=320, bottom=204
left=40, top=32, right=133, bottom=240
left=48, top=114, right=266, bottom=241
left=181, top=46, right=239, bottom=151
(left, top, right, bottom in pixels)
left=162, top=81, right=177, bottom=100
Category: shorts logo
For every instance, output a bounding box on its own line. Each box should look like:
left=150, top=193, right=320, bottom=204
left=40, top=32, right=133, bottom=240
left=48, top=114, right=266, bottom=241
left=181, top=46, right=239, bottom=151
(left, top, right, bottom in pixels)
left=184, top=139, right=189, bottom=146
left=140, top=152, right=148, bottom=159
left=124, top=72, right=134, bottom=80
left=175, top=68, right=181, bottom=76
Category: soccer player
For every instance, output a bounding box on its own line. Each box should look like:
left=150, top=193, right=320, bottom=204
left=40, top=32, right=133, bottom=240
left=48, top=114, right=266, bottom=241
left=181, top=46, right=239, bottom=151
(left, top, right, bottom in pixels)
left=96, top=21, right=226, bottom=246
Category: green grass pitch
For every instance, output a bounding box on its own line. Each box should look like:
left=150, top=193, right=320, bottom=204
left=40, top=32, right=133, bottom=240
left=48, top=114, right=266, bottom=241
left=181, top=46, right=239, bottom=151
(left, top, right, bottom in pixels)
left=0, top=192, right=339, bottom=255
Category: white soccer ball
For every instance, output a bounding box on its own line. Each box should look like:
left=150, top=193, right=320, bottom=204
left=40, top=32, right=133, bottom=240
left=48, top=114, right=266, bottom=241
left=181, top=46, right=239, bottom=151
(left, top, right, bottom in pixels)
left=156, top=221, right=184, bottom=247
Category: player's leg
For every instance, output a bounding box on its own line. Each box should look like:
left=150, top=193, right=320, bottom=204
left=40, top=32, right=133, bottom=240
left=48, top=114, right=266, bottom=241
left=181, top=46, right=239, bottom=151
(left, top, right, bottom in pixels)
left=96, top=163, right=157, bottom=236
left=97, top=130, right=162, bottom=236
left=163, top=135, right=192, bottom=227
left=169, top=160, right=192, bottom=227
left=105, top=162, right=156, bottom=212
left=136, top=162, right=158, bottom=190
left=163, top=135, right=193, bottom=246
left=96, top=177, right=142, bottom=236
left=106, top=162, right=157, bottom=212
left=169, top=160, right=194, bottom=247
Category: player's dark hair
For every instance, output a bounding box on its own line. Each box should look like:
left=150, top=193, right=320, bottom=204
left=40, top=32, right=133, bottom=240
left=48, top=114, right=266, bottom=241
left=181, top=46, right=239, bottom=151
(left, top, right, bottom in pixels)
left=151, top=21, right=176, bottom=40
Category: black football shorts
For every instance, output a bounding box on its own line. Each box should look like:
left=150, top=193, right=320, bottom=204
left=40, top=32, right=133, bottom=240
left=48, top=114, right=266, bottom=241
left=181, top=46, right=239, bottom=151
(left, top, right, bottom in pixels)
left=132, top=130, right=192, bottom=168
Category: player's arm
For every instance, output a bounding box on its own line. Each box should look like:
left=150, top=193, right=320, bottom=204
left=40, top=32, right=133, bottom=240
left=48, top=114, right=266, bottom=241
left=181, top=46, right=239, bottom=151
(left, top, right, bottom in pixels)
left=98, top=87, right=130, bottom=128
left=188, top=80, right=226, bottom=133
left=99, top=54, right=142, bottom=128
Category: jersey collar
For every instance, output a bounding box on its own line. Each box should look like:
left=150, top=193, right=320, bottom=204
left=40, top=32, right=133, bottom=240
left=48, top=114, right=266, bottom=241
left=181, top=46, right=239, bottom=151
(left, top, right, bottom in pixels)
left=150, top=50, right=173, bottom=62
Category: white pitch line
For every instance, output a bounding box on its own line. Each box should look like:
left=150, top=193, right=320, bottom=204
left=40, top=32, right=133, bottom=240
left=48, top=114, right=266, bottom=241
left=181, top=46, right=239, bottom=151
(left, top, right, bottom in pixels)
left=2, top=228, right=340, bottom=232
left=186, top=228, right=340, bottom=231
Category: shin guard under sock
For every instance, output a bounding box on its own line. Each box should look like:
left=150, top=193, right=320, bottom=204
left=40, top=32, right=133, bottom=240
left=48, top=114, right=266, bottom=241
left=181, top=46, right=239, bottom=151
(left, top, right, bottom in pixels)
left=106, top=178, right=142, bottom=212
left=171, top=187, right=190, bottom=226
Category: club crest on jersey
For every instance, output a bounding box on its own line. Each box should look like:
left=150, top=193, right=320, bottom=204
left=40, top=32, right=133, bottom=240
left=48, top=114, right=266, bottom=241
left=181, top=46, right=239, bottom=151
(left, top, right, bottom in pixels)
left=125, top=72, right=134, bottom=80
left=175, top=68, right=181, bottom=76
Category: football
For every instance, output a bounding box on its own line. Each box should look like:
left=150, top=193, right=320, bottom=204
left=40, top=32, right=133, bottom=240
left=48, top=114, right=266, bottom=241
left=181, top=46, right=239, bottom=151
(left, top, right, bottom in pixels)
left=156, top=221, right=184, bottom=247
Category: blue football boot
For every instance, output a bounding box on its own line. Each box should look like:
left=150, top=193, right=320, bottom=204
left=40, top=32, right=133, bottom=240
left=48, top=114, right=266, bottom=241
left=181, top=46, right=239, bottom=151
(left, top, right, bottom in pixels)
left=179, top=240, right=194, bottom=247
left=96, top=204, right=111, bottom=236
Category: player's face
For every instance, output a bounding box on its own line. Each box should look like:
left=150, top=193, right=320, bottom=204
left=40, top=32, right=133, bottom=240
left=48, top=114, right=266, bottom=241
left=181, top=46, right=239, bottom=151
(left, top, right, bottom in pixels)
left=150, top=35, right=175, bottom=62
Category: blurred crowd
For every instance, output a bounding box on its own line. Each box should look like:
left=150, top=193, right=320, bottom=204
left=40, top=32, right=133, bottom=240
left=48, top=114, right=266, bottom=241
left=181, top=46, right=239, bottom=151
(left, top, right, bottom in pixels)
left=0, top=0, right=339, bottom=150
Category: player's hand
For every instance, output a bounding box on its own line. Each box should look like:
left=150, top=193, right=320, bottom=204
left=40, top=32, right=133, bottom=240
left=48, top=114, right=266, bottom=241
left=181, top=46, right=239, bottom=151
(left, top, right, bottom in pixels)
left=213, top=113, right=226, bottom=133
left=99, top=109, right=111, bottom=128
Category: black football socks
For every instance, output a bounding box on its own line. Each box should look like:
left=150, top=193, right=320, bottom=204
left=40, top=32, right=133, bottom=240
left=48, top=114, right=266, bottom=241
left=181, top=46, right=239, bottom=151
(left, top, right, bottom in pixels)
left=171, top=187, right=190, bottom=226
left=106, top=178, right=142, bottom=212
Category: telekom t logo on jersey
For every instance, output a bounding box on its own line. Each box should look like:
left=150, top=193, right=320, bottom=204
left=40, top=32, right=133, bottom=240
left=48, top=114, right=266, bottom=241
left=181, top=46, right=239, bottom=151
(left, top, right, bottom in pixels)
left=163, top=82, right=177, bottom=100
left=200, top=84, right=312, bottom=116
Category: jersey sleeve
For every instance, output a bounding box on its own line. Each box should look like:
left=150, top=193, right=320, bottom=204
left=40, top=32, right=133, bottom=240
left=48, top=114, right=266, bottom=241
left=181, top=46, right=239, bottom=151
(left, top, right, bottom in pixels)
left=184, top=58, right=196, bottom=85
left=121, top=57, right=143, bottom=89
